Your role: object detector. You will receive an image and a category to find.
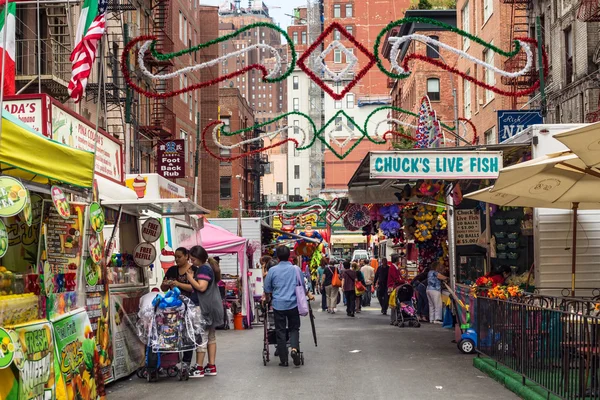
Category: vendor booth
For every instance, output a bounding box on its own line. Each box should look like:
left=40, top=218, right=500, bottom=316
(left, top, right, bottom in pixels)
left=0, top=109, right=107, bottom=399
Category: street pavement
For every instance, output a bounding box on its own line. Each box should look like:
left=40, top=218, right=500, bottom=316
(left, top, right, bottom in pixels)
left=107, top=300, right=518, bottom=400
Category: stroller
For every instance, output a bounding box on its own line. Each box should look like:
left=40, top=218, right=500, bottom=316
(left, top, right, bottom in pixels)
left=261, top=301, right=305, bottom=366
left=392, top=284, right=421, bottom=328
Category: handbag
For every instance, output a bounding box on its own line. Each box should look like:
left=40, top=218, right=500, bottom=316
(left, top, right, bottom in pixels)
left=331, top=267, right=342, bottom=288
left=388, top=288, right=397, bottom=308
left=295, top=267, right=309, bottom=317
left=355, top=280, right=366, bottom=296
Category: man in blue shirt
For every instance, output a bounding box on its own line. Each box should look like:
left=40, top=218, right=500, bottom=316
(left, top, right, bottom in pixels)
left=264, top=245, right=309, bottom=367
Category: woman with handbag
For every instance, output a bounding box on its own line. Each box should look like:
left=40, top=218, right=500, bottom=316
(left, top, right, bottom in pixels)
left=353, top=262, right=367, bottom=313
left=322, top=260, right=341, bottom=314
left=341, top=261, right=357, bottom=317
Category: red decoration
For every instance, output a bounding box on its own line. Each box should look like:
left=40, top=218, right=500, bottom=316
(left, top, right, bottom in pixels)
left=297, top=22, right=377, bottom=101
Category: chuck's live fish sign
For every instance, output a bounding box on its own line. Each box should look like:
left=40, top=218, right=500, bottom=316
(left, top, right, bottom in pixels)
left=370, top=151, right=503, bottom=179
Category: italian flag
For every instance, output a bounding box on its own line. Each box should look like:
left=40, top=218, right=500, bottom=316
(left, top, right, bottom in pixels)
left=73, top=0, right=99, bottom=52
left=0, top=2, right=16, bottom=96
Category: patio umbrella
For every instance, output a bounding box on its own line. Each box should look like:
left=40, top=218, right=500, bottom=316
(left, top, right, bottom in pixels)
left=472, top=152, right=600, bottom=295
left=554, top=122, right=600, bottom=168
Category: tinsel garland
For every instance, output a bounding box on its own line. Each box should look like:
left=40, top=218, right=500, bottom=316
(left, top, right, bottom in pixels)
left=297, top=22, right=376, bottom=101
left=276, top=199, right=328, bottom=225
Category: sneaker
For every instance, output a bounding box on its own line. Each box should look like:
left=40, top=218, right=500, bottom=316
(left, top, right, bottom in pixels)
left=204, top=364, right=218, bottom=376
left=189, top=366, right=205, bottom=378
left=291, top=349, right=301, bottom=366
left=433, top=320, right=443, bottom=325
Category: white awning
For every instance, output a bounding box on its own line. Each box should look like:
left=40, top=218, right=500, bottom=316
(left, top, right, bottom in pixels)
left=331, top=234, right=367, bottom=245
left=101, top=198, right=210, bottom=216
left=97, top=176, right=138, bottom=201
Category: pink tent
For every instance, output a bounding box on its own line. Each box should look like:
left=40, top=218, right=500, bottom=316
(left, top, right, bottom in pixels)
left=180, top=222, right=251, bottom=325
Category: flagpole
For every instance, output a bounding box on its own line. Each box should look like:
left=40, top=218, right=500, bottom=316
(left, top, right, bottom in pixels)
left=0, top=0, right=10, bottom=148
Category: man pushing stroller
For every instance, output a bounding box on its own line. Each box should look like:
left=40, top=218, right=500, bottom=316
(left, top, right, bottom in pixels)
left=264, top=246, right=314, bottom=367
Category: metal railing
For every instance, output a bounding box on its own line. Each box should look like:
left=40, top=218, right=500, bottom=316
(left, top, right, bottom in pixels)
left=477, top=296, right=600, bottom=399
left=16, top=38, right=71, bottom=83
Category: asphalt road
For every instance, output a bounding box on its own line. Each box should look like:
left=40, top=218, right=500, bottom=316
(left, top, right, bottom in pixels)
left=107, top=301, right=518, bottom=400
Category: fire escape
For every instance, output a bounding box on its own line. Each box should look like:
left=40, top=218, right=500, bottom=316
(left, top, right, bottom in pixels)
left=500, top=0, right=536, bottom=110
left=139, top=0, right=176, bottom=139
left=577, top=0, right=600, bottom=122
left=86, top=0, right=136, bottom=140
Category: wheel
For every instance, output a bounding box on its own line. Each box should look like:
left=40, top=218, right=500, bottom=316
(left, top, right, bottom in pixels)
left=137, top=367, right=147, bottom=379
left=459, top=339, right=476, bottom=354
left=392, top=321, right=399, bottom=326
left=399, top=322, right=405, bottom=328
left=301, top=353, right=304, bottom=365
left=263, top=353, right=267, bottom=366
left=408, top=320, right=414, bottom=327
left=167, top=366, right=178, bottom=377
left=414, top=321, right=421, bottom=328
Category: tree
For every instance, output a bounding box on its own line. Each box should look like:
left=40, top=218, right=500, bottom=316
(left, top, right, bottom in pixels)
left=417, top=0, right=433, bottom=9
left=217, top=206, right=233, bottom=218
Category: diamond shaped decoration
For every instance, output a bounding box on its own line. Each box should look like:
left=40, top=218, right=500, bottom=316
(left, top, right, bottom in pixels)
left=298, top=22, right=376, bottom=101
left=319, top=111, right=367, bottom=159
left=313, top=40, right=359, bottom=82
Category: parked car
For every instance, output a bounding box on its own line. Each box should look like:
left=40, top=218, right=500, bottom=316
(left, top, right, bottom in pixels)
left=351, top=250, right=370, bottom=263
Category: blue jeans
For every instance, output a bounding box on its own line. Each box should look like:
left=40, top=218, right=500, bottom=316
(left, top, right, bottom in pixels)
left=321, top=285, right=327, bottom=310
left=414, top=282, right=429, bottom=319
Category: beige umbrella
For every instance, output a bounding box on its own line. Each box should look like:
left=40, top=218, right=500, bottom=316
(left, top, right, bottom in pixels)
left=470, top=153, right=600, bottom=295
left=554, top=122, right=600, bottom=168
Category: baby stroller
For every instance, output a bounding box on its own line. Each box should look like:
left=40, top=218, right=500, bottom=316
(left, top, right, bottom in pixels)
left=392, top=284, right=421, bottom=328
left=261, top=301, right=304, bottom=366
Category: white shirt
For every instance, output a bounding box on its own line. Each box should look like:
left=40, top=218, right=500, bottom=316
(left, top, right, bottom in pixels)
left=361, top=265, right=375, bottom=285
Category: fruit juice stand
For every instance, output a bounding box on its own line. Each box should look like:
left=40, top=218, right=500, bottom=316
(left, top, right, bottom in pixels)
left=0, top=110, right=109, bottom=399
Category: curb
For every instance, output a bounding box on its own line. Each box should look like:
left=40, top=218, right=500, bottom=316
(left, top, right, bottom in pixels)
left=473, top=357, right=562, bottom=400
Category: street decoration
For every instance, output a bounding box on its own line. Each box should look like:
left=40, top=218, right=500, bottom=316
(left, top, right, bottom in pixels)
left=122, top=17, right=544, bottom=159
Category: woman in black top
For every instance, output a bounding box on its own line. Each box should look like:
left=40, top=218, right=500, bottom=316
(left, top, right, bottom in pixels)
left=374, top=258, right=390, bottom=315
left=322, top=261, right=338, bottom=314
left=412, top=267, right=430, bottom=322
left=161, top=247, right=198, bottom=303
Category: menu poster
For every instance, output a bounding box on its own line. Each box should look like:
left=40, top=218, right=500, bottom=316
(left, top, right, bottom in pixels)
left=40, top=200, right=85, bottom=274
left=456, top=209, right=482, bottom=246
left=110, top=290, right=146, bottom=380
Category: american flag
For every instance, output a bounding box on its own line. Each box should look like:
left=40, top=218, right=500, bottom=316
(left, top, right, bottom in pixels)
left=68, top=0, right=108, bottom=103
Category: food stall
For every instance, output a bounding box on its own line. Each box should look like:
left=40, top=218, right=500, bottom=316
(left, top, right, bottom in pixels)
left=0, top=109, right=105, bottom=399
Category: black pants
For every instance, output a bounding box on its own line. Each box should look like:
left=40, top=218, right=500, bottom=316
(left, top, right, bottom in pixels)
left=344, top=290, right=356, bottom=315
left=273, top=307, right=301, bottom=363
left=182, top=350, right=193, bottom=364
left=377, top=290, right=389, bottom=314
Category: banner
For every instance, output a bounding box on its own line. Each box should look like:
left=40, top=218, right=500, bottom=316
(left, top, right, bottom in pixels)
left=369, top=151, right=503, bottom=180
left=497, top=110, right=543, bottom=143
left=10, top=320, right=57, bottom=400
left=156, top=140, right=185, bottom=179
left=110, top=290, right=146, bottom=380
left=3, top=193, right=43, bottom=274
left=52, top=309, right=105, bottom=400
left=3, top=97, right=46, bottom=135
left=455, top=209, right=481, bottom=246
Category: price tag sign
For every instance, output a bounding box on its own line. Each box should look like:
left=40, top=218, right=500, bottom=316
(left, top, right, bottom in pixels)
left=141, top=218, right=162, bottom=243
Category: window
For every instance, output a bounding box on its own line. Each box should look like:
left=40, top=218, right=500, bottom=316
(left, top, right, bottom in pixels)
left=179, top=11, right=183, bottom=41
left=276, top=182, right=283, bottom=195
left=335, top=116, right=343, bottom=131
left=334, top=99, right=342, bottom=109
left=334, top=30, right=341, bottom=40
left=294, top=120, right=300, bottom=135
left=462, top=3, right=470, bottom=50
left=333, top=4, right=341, bottom=17
left=426, top=36, right=439, bottom=58
left=484, top=47, right=495, bottom=102
left=220, top=149, right=231, bottom=165
left=293, top=98, right=299, bottom=111
left=427, top=78, right=440, bottom=101
left=564, top=26, right=573, bottom=85
left=293, top=31, right=298, bottom=44
left=294, top=165, right=300, bottom=179
left=293, top=76, right=299, bottom=90
left=483, top=0, right=493, bottom=23
left=346, top=93, right=355, bottom=108
left=463, top=76, right=471, bottom=119
left=345, top=48, right=354, bottom=63
left=220, top=177, right=232, bottom=199
left=484, top=127, right=496, bottom=144
left=302, top=31, right=307, bottom=44
left=334, top=49, right=342, bottom=63
left=183, top=17, right=187, bottom=44
left=346, top=26, right=353, bottom=36
left=294, top=188, right=300, bottom=196
left=188, top=92, right=193, bottom=120
left=345, top=3, right=353, bottom=17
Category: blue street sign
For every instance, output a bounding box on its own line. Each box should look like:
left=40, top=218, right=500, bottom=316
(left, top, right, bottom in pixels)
left=497, top=110, right=543, bottom=143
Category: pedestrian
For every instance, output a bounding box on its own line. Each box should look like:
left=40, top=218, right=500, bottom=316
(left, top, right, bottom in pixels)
left=341, top=260, right=357, bottom=317
left=361, top=260, right=375, bottom=307
left=261, top=255, right=273, bottom=279
left=264, top=245, right=313, bottom=367
left=186, top=247, right=224, bottom=378
left=317, top=258, right=327, bottom=311
left=411, top=267, right=430, bottom=322
left=353, top=262, right=366, bottom=313
left=426, top=261, right=448, bottom=324
left=373, top=258, right=390, bottom=315
left=387, top=254, right=406, bottom=325
left=322, top=260, right=338, bottom=313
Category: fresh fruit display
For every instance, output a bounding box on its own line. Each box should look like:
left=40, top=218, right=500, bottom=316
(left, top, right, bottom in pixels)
left=0, top=293, right=39, bottom=326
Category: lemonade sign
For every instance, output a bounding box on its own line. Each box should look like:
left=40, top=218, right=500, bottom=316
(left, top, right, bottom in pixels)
left=84, top=257, right=99, bottom=287
left=0, top=176, right=28, bottom=217
left=50, top=186, right=70, bottom=219
left=0, top=219, right=8, bottom=258
left=89, top=202, right=105, bottom=233
left=0, top=327, right=15, bottom=368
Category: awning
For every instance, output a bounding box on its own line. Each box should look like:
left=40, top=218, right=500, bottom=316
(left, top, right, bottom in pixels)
left=0, top=110, right=95, bottom=188
left=100, top=198, right=210, bottom=216
left=97, top=176, right=138, bottom=201
left=331, top=234, right=366, bottom=245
